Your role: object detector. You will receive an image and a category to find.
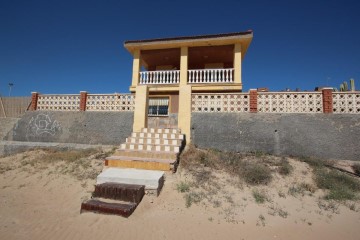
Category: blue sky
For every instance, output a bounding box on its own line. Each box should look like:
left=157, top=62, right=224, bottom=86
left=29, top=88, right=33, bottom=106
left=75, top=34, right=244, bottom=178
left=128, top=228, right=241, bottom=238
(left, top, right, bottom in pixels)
left=0, top=0, right=359, bottom=96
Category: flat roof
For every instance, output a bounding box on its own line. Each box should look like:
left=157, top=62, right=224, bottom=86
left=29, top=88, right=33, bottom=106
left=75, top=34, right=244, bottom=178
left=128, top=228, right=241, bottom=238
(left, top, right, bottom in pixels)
left=124, top=30, right=253, bottom=44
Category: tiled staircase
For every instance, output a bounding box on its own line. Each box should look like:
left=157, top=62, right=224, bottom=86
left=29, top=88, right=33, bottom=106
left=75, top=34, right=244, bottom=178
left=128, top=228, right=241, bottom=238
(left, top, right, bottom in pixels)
left=81, top=128, right=185, bottom=217
left=105, top=128, right=185, bottom=172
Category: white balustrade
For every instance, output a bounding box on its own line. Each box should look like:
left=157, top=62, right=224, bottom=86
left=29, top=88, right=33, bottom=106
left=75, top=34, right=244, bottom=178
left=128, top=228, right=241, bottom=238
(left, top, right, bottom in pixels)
left=86, top=94, right=135, bottom=111
left=257, top=92, right=323, bottom=113
left=188, top=68, right=234, bottom=83
left=192, top=93, right=249, bottom=112
left=37, top=94, right=80, bottom=111
left=332, top=92, right=360, bottom=114
left=139, top=70, right=180, bottom=84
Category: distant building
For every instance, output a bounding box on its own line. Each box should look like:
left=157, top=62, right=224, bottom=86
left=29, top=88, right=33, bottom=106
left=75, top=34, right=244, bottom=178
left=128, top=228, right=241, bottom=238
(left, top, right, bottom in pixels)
left=257, top=87, right=269, bottom=92
left=314, top=86, right=336, bottom=91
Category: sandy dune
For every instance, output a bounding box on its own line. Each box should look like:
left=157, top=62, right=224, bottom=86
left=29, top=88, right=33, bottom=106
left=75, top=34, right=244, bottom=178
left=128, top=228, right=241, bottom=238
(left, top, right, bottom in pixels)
left=0, top=150, right=359, bottom=240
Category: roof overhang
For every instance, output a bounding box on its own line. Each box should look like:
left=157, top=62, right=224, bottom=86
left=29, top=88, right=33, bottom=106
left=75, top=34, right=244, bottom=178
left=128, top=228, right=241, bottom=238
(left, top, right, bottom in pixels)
left=124, top=31, right=253, bottom=58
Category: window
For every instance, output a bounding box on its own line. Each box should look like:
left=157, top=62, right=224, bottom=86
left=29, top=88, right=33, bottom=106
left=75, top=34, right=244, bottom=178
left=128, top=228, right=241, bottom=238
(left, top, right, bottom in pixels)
left=148, top=97, right=169, bottom=116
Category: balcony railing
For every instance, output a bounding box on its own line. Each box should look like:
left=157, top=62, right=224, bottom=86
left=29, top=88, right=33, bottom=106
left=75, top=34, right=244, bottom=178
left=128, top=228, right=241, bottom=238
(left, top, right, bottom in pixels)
left=188, top=68, right=234, bottom=83
left=139, top=68, right=235, bottom=85
left=139, top=70, right=180, bottom=84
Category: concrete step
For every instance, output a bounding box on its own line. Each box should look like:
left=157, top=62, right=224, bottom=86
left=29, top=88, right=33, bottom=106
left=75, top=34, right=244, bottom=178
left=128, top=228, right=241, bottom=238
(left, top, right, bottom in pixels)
left=119, top=143, right=180, bottom=153
left=97, top=168, right=165, bottom=192
left=105, top=156, right=176, bottom=171
left=113, top=149, right=178, bottom=160
left=106, top=159, right=172, bottom=171
left=81, top=199, right=137, bottom=217
left=93, top=182, right=145, bottom=204
left=126, top=137, right=183, bottom=146
left=131, top=132, right=184, bottom=140
left=106, top=156, right=176, bottom=164
left=141, top=128, right=181, bottom=134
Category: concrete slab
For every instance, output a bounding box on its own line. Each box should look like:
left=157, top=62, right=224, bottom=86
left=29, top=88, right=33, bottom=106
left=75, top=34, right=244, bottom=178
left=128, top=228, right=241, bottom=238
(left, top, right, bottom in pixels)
left=97, top=168, right=164, bottom=190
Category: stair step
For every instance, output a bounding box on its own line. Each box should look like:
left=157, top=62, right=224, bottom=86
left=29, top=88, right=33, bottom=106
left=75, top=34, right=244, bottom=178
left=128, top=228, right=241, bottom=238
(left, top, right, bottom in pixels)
left=97, top=167, right=164, bottom=191
left=141, top=128, right=181, bottom=134
left=106, top=159, right=173, bottom=171
left=113, top=149, right=178, bottom=160
left=126, top=137, right=183, bottom=146
left=120, top=143, right=180, bottom=153
left=81, top=199, right=137, bottom=217
left=131, top=132, right=184, bottom=140
left=93, top=183, right=145, bottom=204
left=106, top=156, right=176, bottom=164
left=105, top=155, right=176, bottom=171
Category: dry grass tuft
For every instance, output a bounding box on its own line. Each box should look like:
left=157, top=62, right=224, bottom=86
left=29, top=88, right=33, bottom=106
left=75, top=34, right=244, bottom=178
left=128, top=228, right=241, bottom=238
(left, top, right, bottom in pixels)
left=178, top=145, right=360, bottom=220
left=352, top=163, right=360, bottom=175
left=252, top=189, right=268, bottom=204
left=298, top=156, right=333, bottom=169
left=315, top=168, right=360, bottom=200
left=277, top=157, right=293, bottom=176
left=1, top=148, right=112, bottom=181
left=180, top=145, right=276, bottom=186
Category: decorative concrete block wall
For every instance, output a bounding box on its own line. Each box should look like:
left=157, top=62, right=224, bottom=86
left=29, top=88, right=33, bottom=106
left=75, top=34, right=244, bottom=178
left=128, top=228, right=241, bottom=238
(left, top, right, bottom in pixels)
left=32, top=92, right=135, bottom=112
left=192, top=90, right=360, bottom=114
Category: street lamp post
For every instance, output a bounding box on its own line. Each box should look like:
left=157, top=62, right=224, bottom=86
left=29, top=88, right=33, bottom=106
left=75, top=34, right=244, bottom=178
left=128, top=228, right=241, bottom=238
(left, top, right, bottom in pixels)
left=8, top=83, right=14, bottom=96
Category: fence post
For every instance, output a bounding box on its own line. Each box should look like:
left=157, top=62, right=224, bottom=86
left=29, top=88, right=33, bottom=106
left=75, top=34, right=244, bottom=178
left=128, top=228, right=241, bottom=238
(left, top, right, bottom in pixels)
left=80, top=91, right=88, bottom=111
left=30, top=92, right=39, bottom=111
left=322, top=88, right=333, bottom=113
left=249, top=89, right=258, bottom=113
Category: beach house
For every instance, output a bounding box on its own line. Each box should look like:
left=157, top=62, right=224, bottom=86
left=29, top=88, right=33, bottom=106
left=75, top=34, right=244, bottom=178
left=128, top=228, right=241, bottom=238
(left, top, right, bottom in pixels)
left=124, top=31, right=254, bottom=138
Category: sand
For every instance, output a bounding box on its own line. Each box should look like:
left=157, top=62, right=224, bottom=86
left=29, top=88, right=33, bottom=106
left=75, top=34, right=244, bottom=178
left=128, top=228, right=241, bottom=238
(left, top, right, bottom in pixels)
left=0, top=150, right=359, bottom=240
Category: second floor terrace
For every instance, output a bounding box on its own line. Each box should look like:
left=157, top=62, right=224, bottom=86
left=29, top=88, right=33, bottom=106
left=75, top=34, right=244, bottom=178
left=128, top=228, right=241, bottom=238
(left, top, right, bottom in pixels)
left=124, top=31, right=253, bottom=93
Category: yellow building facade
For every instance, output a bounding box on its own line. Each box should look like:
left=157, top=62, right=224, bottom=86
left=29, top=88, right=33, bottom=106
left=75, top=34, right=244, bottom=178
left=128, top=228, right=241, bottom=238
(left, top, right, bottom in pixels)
left=124, top=31, right=253, bottom=141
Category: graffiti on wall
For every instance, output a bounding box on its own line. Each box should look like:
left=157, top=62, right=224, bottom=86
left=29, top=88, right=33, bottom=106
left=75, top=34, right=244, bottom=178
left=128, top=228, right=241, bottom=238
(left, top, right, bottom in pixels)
left=26, top=113, right=62, bottom=138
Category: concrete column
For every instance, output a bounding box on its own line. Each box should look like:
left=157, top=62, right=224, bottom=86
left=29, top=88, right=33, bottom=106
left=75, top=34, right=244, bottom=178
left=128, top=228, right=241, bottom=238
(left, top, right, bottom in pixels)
left=30, top=92, right=39, bottom=111
left=249, top=89, right=258, bottom=113
left=133, top=85, right=149, bottom=132
left=178, top=85, right=192, bottom=142
left=180, top=46, right=188, bottom=86
left=80, top=91, right=88, bottom=111
left=131, top=49, right=141, bottom=87
left=322, top=88, right=333, bottom=113
left=233, top=43, right=242, bottom=84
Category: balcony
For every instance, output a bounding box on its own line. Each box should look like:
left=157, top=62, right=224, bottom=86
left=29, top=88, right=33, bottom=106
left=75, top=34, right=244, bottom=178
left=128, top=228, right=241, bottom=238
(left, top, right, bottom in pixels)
left=139, top=68, right=234, bottom=85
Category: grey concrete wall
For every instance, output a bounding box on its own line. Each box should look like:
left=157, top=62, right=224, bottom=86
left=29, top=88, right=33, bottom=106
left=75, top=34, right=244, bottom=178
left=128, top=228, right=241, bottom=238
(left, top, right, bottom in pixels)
left=0, top=118, right=20, bottom=140
left=4, top=111, right=134, bottom=145
left=191, top=113, right=360, bottom=161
